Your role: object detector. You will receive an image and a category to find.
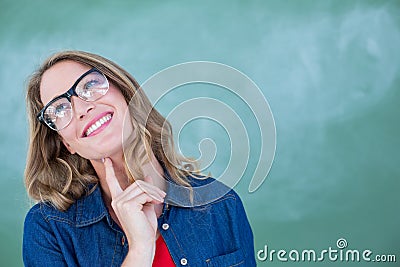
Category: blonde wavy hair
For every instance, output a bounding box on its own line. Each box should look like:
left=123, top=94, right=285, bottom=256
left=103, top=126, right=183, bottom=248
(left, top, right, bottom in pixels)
left=25, top=50, right=197, bottom=211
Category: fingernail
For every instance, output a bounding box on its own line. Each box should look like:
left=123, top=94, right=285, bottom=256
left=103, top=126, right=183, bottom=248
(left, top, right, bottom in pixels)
left=101, top=158, right=105, bottom=163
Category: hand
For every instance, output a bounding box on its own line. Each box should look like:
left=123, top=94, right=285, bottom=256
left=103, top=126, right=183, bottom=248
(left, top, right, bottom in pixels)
left=103, top=158, right=166, bottom=262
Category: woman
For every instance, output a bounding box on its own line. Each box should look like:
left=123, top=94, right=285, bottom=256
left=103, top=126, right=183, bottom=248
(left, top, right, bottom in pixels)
left=23, top=50, right=256, bottom=266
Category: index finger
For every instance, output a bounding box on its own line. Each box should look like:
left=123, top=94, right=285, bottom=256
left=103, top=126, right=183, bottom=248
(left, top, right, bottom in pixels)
left=103, top=158, right=123, bottom=199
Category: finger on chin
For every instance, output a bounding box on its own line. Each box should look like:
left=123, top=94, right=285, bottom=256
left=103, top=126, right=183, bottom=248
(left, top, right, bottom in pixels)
left=103, top=158, right=123, bottom=198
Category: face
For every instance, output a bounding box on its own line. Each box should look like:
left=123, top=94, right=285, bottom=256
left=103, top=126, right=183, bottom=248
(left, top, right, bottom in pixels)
left=40, top=60, right=132, bottom=160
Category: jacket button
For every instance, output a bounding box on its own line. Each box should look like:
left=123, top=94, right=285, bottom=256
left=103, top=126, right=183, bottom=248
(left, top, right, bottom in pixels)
left=121, top=236, right=125, bottom=246
left=162, top=223, right=169, bottom=230
left=180, top=258, right=188, bottom=265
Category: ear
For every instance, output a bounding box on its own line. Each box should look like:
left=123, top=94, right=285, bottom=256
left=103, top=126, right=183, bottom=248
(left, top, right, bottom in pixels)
left=62, top=139, right=76, bottom=154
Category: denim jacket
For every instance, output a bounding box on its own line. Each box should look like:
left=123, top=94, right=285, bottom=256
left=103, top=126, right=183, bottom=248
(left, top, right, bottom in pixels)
left=23, top=176, right=256, bottom=266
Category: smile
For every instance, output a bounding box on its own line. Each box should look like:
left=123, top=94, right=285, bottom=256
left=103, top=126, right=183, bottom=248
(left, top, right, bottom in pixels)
left=83, top=113, right=113, bottom=137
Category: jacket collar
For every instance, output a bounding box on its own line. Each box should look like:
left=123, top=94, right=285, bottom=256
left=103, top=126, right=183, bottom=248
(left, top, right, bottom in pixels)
left=75, top=184, right=109, bottom=227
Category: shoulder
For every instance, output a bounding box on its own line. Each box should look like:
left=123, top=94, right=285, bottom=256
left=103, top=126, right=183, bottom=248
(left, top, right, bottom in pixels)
left=164, top=176, right=256, bottom=265
left=186, top=176, right=256, bottom=264
left=24, top=184, right=105, bottom=227
left=23, top=203, right=74, bottom=266
left=187, top=174, right=245, bottom=211
left=165, top=175, right=250, bottom=225
left=191, top=174, right=242, bottom=200
left=166, top=173, right=241, bottom=207
left=24, top=201, right=77, bottom=227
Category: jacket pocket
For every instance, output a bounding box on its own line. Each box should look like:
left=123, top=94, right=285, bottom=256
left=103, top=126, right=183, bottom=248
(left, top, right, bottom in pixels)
left=205, top=249, right=246, bottom=267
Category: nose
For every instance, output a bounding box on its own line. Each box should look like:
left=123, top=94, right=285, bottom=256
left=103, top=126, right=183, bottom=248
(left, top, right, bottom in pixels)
left=72, top=96, right=95, bottom=120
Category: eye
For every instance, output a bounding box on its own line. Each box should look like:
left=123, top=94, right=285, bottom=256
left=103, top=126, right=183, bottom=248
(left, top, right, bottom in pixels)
left=84, top=79, right=101, bottom=89
left=78, top=79, right=102, bottom=99
left=55, top=103, right=71, bottom=118
left=76, top=71, right=108, bottom=100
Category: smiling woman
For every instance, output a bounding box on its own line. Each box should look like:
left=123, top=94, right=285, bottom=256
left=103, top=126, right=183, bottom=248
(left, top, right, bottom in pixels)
left=23, top=50, right=256, bottom=266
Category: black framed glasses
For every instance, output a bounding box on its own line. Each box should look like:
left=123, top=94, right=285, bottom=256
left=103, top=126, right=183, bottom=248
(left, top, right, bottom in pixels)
left=37, top=68, right=109, bottom=131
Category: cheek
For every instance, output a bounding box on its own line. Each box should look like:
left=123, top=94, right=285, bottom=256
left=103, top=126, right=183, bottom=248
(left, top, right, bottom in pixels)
left=108, top=86, right=128, bottom=108
left=58, top=126, right=79, bottom=150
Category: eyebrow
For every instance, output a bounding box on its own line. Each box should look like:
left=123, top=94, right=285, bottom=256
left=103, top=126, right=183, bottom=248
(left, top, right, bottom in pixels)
left=42, top=68, right=97, bottom=106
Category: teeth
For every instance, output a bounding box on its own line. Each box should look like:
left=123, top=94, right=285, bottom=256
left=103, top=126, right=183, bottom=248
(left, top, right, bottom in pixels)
left=85, top=114, right=112, bottom=136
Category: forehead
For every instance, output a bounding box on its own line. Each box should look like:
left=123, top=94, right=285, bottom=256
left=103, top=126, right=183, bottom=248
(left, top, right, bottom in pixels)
left=40, top=60, right=92, bottom=105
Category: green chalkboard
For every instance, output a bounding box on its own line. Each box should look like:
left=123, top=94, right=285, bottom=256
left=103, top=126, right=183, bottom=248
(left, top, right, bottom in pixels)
left=1, top=0, right=399, bottom=266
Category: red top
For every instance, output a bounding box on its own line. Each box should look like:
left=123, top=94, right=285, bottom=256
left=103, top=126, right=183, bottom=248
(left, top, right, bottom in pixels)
left=152, top=235, right=175, bottom=267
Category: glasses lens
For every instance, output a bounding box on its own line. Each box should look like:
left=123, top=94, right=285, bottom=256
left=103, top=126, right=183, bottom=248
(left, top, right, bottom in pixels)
left=43, top=98, right=72, bottom=130
left=75, top=70, right=109, bottom=101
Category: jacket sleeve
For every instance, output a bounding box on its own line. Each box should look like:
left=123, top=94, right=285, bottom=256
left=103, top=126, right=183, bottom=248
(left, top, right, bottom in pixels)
left=235, top=192, right=257, bottom=266
left=23, top=204, right=68, bottom=267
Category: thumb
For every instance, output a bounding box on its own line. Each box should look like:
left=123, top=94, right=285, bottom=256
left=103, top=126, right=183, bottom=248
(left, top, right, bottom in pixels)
left=103, top=158, right=123, bottom=199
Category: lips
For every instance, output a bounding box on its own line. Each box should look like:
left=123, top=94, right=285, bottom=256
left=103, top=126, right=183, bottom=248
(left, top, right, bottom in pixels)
left=82, top=112, right=113, bottom=137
